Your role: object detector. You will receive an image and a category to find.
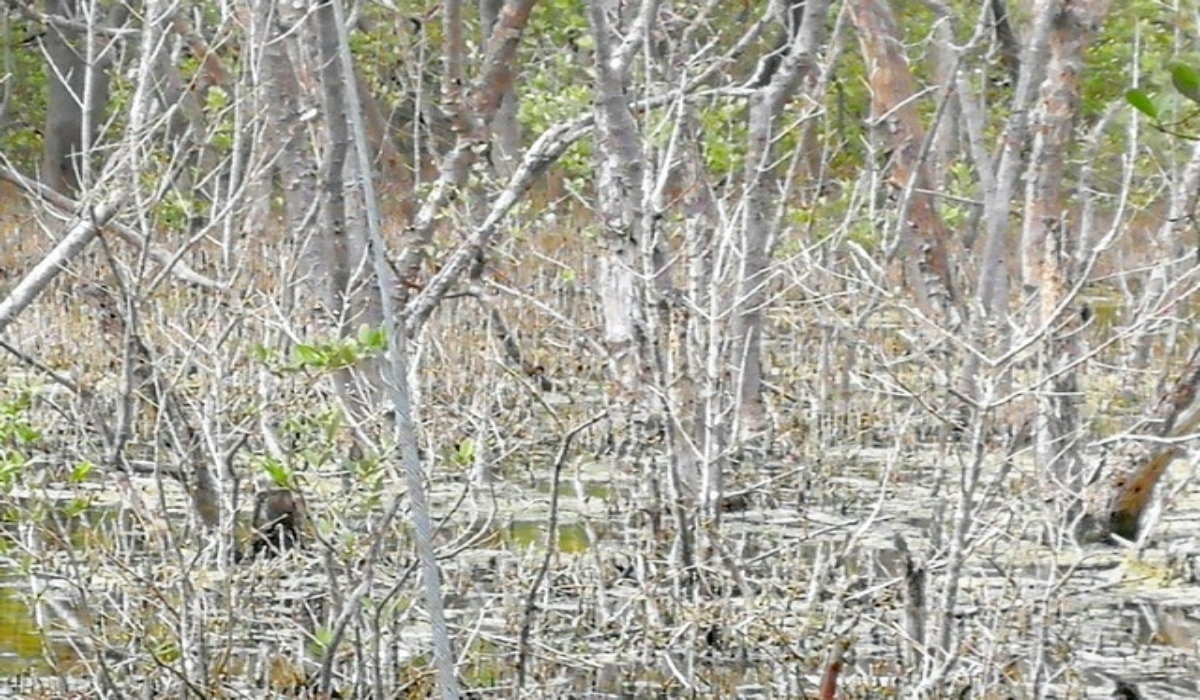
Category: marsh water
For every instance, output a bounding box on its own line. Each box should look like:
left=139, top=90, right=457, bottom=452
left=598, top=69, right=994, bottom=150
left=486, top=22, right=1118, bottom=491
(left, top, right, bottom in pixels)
left=0, top=443, right=1199, bottom=699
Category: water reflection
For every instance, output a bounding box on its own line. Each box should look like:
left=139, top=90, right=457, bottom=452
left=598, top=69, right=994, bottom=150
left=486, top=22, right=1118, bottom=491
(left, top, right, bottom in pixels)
left=0, top=585, right=44, bottom=674
left=503, top=520, right=592, bottom=553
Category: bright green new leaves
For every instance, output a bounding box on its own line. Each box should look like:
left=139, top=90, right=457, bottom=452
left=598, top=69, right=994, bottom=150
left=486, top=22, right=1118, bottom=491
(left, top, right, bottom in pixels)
left=1126, top=62, right=1200, bottom=140
left=0, top=390, right=37, bottom=493
left=1170, top=62, right=1200, bottom=104
left=254, top=324, right=388, bottom=375
left=1125, top=88, right=1159, bottom=120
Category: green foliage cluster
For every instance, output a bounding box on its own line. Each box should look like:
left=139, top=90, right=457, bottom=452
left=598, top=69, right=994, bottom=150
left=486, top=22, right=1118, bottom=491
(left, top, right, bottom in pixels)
left=247, top=402, right=382, bottom=494
left=254, top=324, right=387, bottom=374
left=696, top=101, right=749, bottom=178
left=1128, top=61, right=1200, bottom=140
left=518, top=0, right=592, bottom=179
left=0, top=385, right=91, bottom=493
left=250, top=327, right=388, bottom=494
left=0, top=21, right=50, bottom=170
left=1104, top=5, right=1200, bottom=144
left=0, top=389, right=37, bottom=492
left=1084, top=4, right=1179, bottom=121
left=351, top=4, right=438, bottom=110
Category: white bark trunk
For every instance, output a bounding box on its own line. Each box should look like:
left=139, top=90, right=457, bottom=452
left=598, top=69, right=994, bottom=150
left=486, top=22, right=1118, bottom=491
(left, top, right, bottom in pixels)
left=731, top=0, right=830, bottom=437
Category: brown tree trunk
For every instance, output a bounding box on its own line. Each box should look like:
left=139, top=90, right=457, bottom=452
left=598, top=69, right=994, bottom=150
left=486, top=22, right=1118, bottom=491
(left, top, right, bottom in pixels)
left=480, top=0, right=521, bottom=178
left=392, top=0, right=535, bottom=306
left=80, top=283, right=222, bottom=531
left=316, top=0, right=352, bottom=322
left=1020, top=1, right=1112, bottom=290
left=234, top=0, right=322, bottom=297
left=1019, top=0, right=1111, bottom=489
left=846, top=0, right=955, bottom=317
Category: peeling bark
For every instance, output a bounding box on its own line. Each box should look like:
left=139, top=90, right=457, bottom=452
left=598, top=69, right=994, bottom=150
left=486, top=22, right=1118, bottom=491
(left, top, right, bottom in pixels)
left=480, top=0, right=521, bottom=177
left=1018, top=0, right=1111, bottom=492
left=392, top=0, right=537, bottom=303
left=585, top=0, right=659, bottom=454
left=1020, top=1, right=1111, bottom=290
left=975, top=1, right=1058, bottom=319
left=846, top=0, right=955, bottom=317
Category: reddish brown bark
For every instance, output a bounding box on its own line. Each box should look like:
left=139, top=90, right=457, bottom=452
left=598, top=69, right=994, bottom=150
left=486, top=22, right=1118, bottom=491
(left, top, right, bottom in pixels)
left=819, top=636, right=853, bottom=700
left=1016, top=0, right=1113, bottom=512
left=1081, top=349, right=1200, bottom=542
left=846, top=0, right=955, bottom=313
left=1021, top=0, right=1113, bottom=291
left=393, top=0, right=537, bottom=303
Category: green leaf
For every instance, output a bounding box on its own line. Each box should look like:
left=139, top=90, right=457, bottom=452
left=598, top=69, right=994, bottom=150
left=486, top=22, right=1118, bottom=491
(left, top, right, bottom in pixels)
left=65, top=498, right=90, bottom=517
left=1171, top=62, right=1200, bottom=104
left=1125, top=89, right=1160, bottom=119
left=310, top=626, right=334, bottom=657
left=329, top=344, right=357, bottom=369
left=261, top=457, right=291, bottom=487
left=357, top=324, right=386, bottom=351
left=293, top=344, right=325, bottom=368
left=153, top=642, right=181, bottom=663
left=452, top=439, right=475, bottom=467
left=69, top=461, right=94, bottom=484
left=251, top=344, right=276, bottom=364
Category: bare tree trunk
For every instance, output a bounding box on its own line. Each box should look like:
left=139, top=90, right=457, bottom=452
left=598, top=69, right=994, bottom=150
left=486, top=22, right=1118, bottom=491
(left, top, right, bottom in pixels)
left=929, top=21, right=959, bottom=188
left=39, top=0, right=111, bottom=195
left=945, top=0, right=1053, bottom=414
left=1123, top=143, right=1200, bottom=374
left=731, top=0, right=829, bottom=437
left=317, top=0, right=458, bottom=695
left=392, top=0, right=535, bottom=300
left=313, top=0, right=387, bottom=423
left=40, top=0, right=84, bottom=194
left=1021, top=1, right=1112, bottom=291
left=480, top=0, right=521, bottom=178
left=355, top=68, right=413, bottom=215
left=317, top=8, right=352, bottom=320
left=153, top=17, right=224, bottom=230
left=674, top=115, right=719, bottom=510
left=586, top=0, right=655, bottom=443
left=1020, top=0, right=1112, bottom=489
left=991, top=0, right=1022, bottom=87
left=975, top=2, right=1058, bottom=317
left=233, top=0, right=323, bottom=317
left=115, top=0, right=223, bottom=537
left=846, top=0, right=955, bottom=318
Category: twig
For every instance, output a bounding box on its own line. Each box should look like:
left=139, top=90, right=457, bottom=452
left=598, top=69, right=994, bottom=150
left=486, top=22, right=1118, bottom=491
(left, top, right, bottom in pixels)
left=0, top=336, right=83, bottom=395
left=515, top=411, right=606, bottom=690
